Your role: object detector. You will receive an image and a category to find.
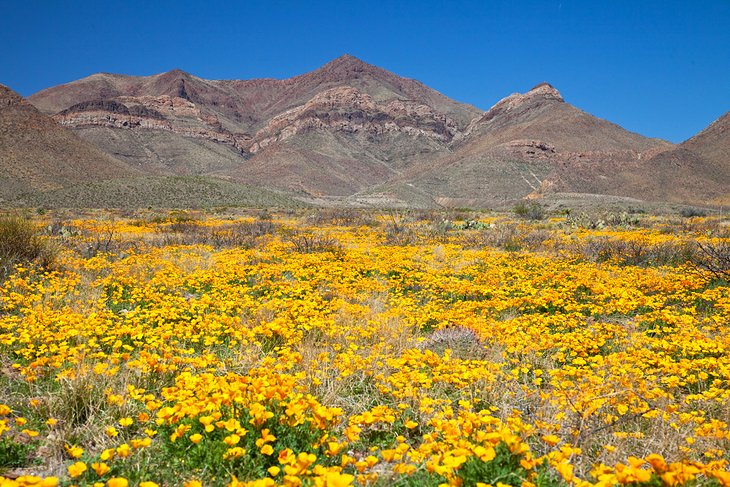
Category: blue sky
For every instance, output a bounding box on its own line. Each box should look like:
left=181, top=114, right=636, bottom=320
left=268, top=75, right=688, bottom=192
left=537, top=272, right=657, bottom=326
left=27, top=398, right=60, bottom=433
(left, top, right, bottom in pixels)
left=1, top=0, right=728, bottom=143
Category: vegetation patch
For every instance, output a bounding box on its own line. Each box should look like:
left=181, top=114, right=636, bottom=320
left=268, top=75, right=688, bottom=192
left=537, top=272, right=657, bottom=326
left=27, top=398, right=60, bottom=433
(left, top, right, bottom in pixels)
left=0, top=209, right=729, bottom=486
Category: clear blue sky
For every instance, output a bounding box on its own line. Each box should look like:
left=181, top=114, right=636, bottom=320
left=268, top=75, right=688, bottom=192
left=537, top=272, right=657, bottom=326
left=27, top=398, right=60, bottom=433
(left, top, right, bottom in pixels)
left=1, top=0, right=728, bottom=143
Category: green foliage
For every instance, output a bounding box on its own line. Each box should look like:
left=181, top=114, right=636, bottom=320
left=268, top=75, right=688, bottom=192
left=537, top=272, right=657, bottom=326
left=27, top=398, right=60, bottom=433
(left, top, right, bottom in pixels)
left=534, top=463, right=570, bottom=487
left=94, top=402, right=333, bottom=485
left=393, top=469, right=447, bottom=486
left=0, top=436, right=34, bottom=471
left=457, top=442, right=530, bottom=486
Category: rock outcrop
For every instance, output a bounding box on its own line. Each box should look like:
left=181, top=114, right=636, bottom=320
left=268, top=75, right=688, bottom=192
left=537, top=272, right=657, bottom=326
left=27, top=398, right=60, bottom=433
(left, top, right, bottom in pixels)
left=249, top=86, right=460, bottom=153
left=53, top=95, right=251, bottom=151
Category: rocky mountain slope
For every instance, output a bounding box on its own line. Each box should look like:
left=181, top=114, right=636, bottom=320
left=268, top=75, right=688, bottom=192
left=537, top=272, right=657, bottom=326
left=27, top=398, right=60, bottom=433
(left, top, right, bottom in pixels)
left=0, top=84, right=139, bottom=201
left=29, top=55, right=480, bottom=190
left=5, top=56, right=728, bottom=208
left=584, top=111, right=730, bottom=205
left=377, top=83, right=676, bottom=207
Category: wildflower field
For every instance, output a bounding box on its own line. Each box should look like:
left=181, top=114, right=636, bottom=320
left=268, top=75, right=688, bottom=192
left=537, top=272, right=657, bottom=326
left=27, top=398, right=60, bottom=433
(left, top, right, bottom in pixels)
left=1, top=209, right=729, bottom=487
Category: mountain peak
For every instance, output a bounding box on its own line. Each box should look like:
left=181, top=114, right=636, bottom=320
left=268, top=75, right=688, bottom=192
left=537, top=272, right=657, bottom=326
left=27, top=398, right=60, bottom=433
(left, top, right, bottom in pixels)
left=0, top=84, right=25, bottom=106
left=526, top=81, right=563, bottom=100
left=326, top=54, right=369, bottom=67
left=316, top=54, right=381, bottom=79
left=157, top=68, right=193, bottom=79
left=528, top=82, right=563, bottom=100
left=485, top=82, right=564, bottom=116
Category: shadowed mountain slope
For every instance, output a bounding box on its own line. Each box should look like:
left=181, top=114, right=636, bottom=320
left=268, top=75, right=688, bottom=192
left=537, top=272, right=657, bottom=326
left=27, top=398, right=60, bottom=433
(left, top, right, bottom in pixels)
left=0, top=84, right=138, bottom=201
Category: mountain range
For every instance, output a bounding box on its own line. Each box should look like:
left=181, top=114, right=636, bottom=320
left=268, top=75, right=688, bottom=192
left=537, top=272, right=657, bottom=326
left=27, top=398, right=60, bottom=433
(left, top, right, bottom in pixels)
left=2, top=55, right=728, bottom=208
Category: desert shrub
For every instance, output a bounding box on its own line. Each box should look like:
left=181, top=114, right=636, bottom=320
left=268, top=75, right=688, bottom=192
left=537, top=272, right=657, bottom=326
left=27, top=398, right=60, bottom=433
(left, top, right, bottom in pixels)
left=457, top=219, right=491, bottom=230
left=84, top=223, right=119, bottom=258
left=384, top=210, right=419, bottom=245
left=577, top=237, right=694, bottom=266
left=429, top=219, right=455, bottom=238
left=690, top=239, right=730, bottom=282
left=679, top=207, right=708, bottom=218
left=288, top=232, right=342, bottom=253
left=420, top=326, right=486, bottom=360
left=156, top=219, right=278, bottom=249
left=305, top=208, right=374, bottom=227
left=462, top=223, right=523, bottom=251
left=565, top=211, right=640, bottom=229
left=514, top=201, right=545, bottom=221
left=0, top=216, right=55, bottom=280
left=166, top=220, right=203, bottom=234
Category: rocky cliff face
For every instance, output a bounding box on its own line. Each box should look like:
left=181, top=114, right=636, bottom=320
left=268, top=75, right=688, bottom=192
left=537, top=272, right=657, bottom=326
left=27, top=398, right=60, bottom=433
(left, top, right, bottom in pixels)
left=29, top=56, right=481, bottom=170
left=1, top=86, right=25, bottom=107
left=53, top=95, right=252, bottom=151
left=249, top=87, right=460, bottom=153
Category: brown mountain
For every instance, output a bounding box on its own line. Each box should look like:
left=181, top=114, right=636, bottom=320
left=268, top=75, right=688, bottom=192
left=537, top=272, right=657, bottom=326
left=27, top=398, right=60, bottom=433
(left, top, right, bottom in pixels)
left=379, top=83, right=675, bottom=207
left=0, top=84, right=138, bottom=201
left=13, top=57, right=730, bottom=208
left=580, top=111, right=730, bottom=205
left=29, top=55, right=481, bottom=191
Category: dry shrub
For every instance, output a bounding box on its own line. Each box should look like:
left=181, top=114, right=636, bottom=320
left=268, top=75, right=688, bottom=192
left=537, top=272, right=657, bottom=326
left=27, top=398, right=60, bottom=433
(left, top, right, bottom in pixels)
left=461, top=223, right=523, bottom=251
left=155, top=219, right=277, bottom=249
left=514, top=201, right=545, bottom=221
left=305, top=208, right=376, bottom=227
left=690, top=239, right=730, bottom=282
left=288, top=232, right=342, bottom=254
left=420, top=326, right=486, bottom=360
left=383, top=211, right=420, bottom=246
left=0, top=216, right=56, bottom=280
left=576, top=237, right=694, bottom=266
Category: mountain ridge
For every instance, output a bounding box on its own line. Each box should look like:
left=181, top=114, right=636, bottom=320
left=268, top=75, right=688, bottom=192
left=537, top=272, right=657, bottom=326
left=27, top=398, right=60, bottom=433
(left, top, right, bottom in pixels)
left=3, top=55, right=727, bottom=207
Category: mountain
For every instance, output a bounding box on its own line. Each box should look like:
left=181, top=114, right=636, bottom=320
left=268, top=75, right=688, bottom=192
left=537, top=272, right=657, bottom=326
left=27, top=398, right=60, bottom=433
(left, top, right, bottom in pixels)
left=0, top=84, right=138, bottom=201
left=378, top=83, right=675, bottom=207
left=10, top=57, right=730, bottom=208
left=29, top=55, right=481, bottom=193
left=587, top=111, right=730, bottom=205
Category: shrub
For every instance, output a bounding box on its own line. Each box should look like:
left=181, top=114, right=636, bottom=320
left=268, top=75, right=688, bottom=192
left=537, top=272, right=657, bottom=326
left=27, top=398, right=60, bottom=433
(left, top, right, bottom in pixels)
left=690, top=239, right=730, bottom=282
left=288, top=232, right=342, bottom=254
left=384, top=210, right=419, bottom=245
left=421, top=326, right=486, bottom=360
left=679, top=206, right=708, bottom=218
left=0, top=216, right=54, bottom=280
left=155, top=219, right=278, bottom=249
left=577, top=236, right=693, bottom=266
left=565, top=211, right=640, bottom=229
left=514, top=201, right=545, bottom=221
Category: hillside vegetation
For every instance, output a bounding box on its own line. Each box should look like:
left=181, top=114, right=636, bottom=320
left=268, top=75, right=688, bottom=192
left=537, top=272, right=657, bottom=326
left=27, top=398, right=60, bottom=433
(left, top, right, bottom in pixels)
left=1, top=209, right=729, bottom=486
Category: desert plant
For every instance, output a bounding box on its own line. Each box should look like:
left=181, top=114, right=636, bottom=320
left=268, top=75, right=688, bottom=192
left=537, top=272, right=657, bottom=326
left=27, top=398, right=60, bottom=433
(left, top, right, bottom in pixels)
left=154, top=219, right=277, bottom=249
left=0, top=216, right=54, bottom=280
left=565, top=211, right=640, bottom=229
left=288, top=231, right=342, bottom=253
left=421, top=326, right=486, bottom=360
left=690, top=239, right=730, bottom=282
left=513, top=201, right=545, bottom=221
left=679, top=206, right=708, bottom=218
